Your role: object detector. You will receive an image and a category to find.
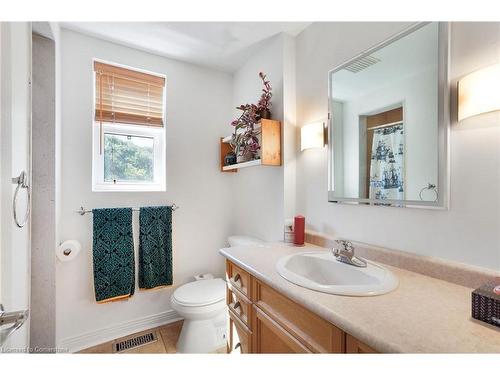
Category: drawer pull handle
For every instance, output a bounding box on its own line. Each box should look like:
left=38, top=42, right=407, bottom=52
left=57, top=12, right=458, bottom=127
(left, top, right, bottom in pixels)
left=231, top=274, right=242, bottom=287
left=234, top=343, right=241, bottom=351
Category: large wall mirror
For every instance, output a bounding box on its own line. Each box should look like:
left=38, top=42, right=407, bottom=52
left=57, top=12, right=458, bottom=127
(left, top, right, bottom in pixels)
left=328, top=22, right=449, bottom=208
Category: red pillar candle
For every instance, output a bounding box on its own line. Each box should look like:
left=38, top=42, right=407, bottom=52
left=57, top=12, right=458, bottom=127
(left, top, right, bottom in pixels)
left=293, top=215, right=305, bottom=246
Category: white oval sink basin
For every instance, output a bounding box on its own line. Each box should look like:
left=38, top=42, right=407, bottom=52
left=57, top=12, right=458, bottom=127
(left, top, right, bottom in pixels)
left=276, top=251, right=398, bottom=296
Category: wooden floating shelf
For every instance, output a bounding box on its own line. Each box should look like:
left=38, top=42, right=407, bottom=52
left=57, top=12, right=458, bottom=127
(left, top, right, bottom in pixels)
left=222, top=159, right=261, bottom=171
left=220, top=137, right=237, bottom=173
left=221, top=135, right=232, bottom=143
left=220, top=119, right=281, bottom=173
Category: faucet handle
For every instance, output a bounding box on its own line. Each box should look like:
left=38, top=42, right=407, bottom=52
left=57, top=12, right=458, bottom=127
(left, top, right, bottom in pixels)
left=335, top=239, right=354, bottom=253
left=332, top=240, right=366, bottom=268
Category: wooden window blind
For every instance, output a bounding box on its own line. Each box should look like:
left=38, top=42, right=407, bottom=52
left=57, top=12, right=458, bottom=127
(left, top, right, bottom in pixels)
left=94, top=61, right=165, bottom=127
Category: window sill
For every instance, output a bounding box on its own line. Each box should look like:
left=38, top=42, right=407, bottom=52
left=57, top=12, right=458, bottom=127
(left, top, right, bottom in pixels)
left=92, top=183, right=166, bottom=193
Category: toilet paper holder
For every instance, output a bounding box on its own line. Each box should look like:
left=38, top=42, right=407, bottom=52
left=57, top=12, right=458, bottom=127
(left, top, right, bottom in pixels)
left=56, top=240, right=81, bottom=262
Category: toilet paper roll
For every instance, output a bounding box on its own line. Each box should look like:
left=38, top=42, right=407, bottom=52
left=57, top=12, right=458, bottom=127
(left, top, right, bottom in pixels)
left=194, top=273, right=214, bottom=281
left=56, top=240, right=81, bottom=262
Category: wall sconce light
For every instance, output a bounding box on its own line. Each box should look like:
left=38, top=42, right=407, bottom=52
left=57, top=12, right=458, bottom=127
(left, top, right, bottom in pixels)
left=458, top=63, right=500, bottom=121
left=300, top=122, right=326, bottom=151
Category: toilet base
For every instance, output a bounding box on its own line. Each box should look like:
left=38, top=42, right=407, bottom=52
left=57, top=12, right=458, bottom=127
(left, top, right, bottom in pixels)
left=176, top=314, right=227, bottom=353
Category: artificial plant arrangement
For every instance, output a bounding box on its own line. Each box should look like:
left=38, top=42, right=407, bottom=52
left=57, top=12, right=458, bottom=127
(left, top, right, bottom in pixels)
left=229, top=72, right=272, bottom=163
left=257, top=72, right=272, bottom=120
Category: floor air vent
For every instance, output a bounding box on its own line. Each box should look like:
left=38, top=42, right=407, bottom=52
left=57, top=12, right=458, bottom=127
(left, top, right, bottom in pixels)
left=114, top=331, right=158, bottom=353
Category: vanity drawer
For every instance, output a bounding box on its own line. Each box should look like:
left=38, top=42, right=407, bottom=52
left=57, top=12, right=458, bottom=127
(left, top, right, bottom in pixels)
left=226, top=260, right=252, bottom=298
left=228, top=310, right=252, bottom=354
left=227, top=286, right=251, bottom=328
left=252, top=279, right=344, bottom=353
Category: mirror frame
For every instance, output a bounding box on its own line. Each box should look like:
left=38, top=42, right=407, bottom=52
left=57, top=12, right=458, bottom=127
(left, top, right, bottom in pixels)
left=327, top=22, right=450, bottom=209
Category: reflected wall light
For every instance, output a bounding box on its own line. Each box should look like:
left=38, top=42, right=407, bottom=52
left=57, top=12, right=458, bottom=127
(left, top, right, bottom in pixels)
left=458, top=63, right=500, bottom=121
left=300, top=122, right=326, bottom=151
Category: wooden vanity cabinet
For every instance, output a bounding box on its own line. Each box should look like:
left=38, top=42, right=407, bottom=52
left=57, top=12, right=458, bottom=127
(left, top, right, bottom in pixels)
left=345, top=334, right=377, bottom=353
left=228, top=310, right=252, bottom=354
left=252, top=278, right=344, bottom=353
left=225, top=260, right=377, bottom=354
left=226, top=261, right=252, bottom=298
left=227, top=286, right=251, bottom=327
left=252, top=306, right=312, bottom=353
left=226, top=261, right=253, bottom=353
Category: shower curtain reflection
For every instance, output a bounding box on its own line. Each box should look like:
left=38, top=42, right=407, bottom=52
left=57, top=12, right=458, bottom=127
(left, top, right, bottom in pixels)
left=369, top=123, right=405, bottom=201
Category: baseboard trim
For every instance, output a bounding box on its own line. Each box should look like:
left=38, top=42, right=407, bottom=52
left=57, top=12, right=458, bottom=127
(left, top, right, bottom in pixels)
left=58, top=310, right=182, bottom=353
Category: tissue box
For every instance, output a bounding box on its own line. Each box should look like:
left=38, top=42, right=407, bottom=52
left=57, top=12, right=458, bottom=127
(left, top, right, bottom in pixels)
left=471, top=282, right=500, bottom=328
left=284, top=220, right=294, bottom=243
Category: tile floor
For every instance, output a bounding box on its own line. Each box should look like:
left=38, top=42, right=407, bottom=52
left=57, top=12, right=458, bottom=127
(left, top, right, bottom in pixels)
left=78, top=320, right=227, bottom=354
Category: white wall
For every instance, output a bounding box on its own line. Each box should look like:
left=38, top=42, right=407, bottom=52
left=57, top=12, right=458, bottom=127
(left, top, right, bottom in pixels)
left=231, top=35, right=285, bottom=241
left=57, top=30, right=234, bottom=347
left=283, top=34, right=298, bottom=220
left=295, top=22, right=500, bottom=271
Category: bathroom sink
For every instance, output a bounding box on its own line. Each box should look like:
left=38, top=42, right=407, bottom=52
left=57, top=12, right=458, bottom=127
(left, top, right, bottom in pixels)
left=276, top=251, right=398, bottom=296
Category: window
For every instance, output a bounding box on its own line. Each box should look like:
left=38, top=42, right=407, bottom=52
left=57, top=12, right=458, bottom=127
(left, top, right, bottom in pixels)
left=92, top=61, right=166, bottom=191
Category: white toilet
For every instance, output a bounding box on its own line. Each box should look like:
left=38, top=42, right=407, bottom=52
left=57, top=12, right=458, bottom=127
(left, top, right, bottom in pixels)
left=171, top=235, right=263, bottom=353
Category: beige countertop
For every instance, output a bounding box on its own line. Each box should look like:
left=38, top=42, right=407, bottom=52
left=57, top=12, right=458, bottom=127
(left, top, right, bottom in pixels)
left=219, top=243, right=500, bottom=353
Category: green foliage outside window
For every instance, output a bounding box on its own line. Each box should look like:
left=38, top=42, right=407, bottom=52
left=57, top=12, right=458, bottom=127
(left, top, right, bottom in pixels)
left=104, top=133, right=154, bottom=182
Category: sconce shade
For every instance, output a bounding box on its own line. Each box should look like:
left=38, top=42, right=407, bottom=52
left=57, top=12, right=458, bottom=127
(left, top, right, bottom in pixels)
left=301, top=122, right=325, bottom=151
left=458, top=63, right=500, bottom=121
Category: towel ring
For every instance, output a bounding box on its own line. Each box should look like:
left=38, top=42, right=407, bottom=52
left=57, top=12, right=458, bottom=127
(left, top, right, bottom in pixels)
left=12, top=170, right=30, bottom=228
left=419, top=183, right=438, bottom=202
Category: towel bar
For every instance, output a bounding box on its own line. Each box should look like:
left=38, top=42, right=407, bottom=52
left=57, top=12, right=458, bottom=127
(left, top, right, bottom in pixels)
left=77, top=204, right=179, bottom=216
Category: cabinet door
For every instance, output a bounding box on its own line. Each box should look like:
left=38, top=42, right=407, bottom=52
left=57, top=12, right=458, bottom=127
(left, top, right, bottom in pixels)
left=252, top=306, right=311, bottom=354
left=252, top=278, right=344, bottom=353
left=346, top=334, right=377, bottom=353
left=228, top=310, right=251, bottom=354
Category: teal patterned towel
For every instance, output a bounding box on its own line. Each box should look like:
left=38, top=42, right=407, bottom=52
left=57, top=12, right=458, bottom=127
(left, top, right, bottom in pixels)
left=139, top=206, right=173, bottom=289
left=92, top=208, right=135, bottom=303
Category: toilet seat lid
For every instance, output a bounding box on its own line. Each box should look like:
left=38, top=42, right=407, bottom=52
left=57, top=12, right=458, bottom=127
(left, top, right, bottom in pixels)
left=173, top=278, right=226, bottom=307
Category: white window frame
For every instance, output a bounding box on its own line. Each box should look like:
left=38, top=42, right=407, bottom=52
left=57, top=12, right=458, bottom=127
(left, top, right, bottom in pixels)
left=91, top=60, right=166, bottom=192
left=92, top=123, right=166, bottom=192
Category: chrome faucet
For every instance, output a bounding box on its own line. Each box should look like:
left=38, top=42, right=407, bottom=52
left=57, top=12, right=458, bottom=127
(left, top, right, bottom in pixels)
left=332, top=240, right=367, bottom=268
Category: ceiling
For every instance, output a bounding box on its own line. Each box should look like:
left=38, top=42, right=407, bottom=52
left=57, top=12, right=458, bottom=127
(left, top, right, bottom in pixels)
left=61, top=22, right=311, bottom=72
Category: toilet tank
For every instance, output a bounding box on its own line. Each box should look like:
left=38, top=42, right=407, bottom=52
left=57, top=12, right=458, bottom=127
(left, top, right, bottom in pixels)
left=228, top=235, right=264, bottom=247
